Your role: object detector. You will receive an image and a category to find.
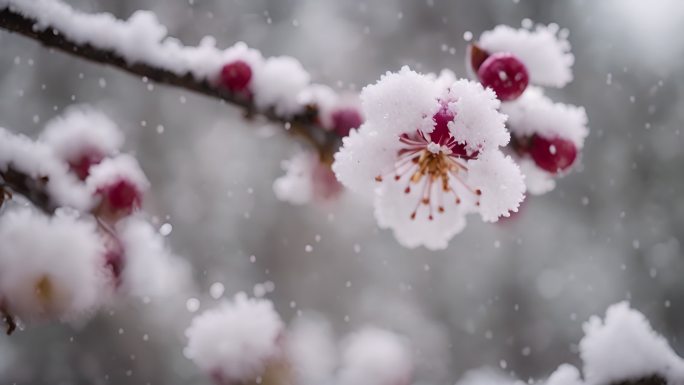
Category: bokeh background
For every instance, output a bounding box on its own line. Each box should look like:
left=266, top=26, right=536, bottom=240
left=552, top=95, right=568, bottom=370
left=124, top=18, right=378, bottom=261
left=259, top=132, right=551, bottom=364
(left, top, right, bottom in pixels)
left=1, top=0, right=683, bottom=384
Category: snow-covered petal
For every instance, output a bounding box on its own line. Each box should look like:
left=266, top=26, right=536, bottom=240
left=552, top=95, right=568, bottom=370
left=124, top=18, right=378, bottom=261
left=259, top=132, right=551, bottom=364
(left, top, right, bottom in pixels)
left=332, top=125, right=402, bottom=200
left=40, top=105, right=123, bottom=162
left=501, top=87, right=588, bottom=147
left=447, top=79, right=509, bottom=152
left=252, top=56, right=311, bottom=116
left=479, top=24, right=574, bottom=87
left=466, top=151, right=526, bottom=222
left=185, top=293, right=284, bottom=382
left=0, top=209, right=108, bottom=322
left=361, top=66, right=440, bottom=136
left=374, top=178, right=470, bottom=250
left=338, top=327, right=413, bottom=385
left=580, top=302, right=684, bottom=385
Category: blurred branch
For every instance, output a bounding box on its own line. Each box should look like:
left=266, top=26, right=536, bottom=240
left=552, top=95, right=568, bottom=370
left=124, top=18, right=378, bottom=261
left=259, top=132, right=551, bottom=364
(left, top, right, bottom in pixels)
left=0, top=167, right=57, bottom=215
left=613, top=375, right=667, bottom=385
left=0, top=7, right=340, bottom=159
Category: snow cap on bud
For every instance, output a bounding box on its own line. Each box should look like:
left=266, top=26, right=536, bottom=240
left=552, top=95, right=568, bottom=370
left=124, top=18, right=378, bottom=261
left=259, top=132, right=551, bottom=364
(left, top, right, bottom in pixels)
left=252, top=56, right=311, bottom=116
left=0, top=209, right=108, bottom=323
left=185, top=293, right=284, bottom=383
left=477, top=23, right=574, bottom=87
left=580, top=302, right=684, bottom=385
left=86, top=154, right=149, bottom=217
left=338, top=327, right=413, bottom=385
left=298, top=85, right=363, bottom=136
left=40, top=106, right=124, bottom=180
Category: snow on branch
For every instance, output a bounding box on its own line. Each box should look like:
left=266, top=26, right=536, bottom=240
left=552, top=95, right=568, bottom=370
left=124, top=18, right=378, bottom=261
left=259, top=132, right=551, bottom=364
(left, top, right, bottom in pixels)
left=0, top=0, right=361, bottom=159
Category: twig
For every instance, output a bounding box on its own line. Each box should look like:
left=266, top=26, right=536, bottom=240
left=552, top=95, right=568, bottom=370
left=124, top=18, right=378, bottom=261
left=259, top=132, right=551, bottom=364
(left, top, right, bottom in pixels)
left=0, top=7, right=340, bottom=158
left=0, top=167, right=57, bottom=215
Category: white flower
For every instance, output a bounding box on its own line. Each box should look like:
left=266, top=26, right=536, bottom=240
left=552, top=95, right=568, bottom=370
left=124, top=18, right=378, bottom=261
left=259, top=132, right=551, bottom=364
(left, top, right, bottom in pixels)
left=185, top=292, right=284, bottom=382
left=478, top=23, right=574, bottom=87
left=0, top=208, right=109, bottom=323
left=333, top=67, right=525, bottom=250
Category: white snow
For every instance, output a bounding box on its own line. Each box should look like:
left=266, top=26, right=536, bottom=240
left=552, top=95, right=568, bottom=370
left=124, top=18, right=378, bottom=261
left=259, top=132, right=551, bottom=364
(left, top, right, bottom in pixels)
left=501, top=87, right=589, bottom=147
left=252, top=56, right=311, bottom=116
left=0, top=127, right=92, bottom=210
left=185, top=292, right=284, bottom=382
left=517, top=157, right=556, bottom=196
left=85, top=154, right=150, bottom=197
left=362, top=66, right=441, bottom=136
left=580, top=301, right=684, bottom=385
left=40, top=105, right=124, bottom=162
left=273, top=151, right=342, bottom=205
left=479, top=24, right=574, bottom=87
left=337, top=327, right=413, bottom=385
left=0, top=208, right=108, bottom=322
left=446, top=79, right=509, bottom=153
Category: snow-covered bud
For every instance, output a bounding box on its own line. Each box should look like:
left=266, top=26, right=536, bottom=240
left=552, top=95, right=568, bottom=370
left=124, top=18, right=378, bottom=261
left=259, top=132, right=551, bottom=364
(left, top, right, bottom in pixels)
left=476, top=23, right=574, bottom=88
left=0, top=209, right=109, bottom=324
left=580, top=302, right=684, bottom=385
left=477, top=52, right=529, bottom=101
left=338, top=327, right=413, bottom=385
left=87, top=154, right=149, bottom=220
left=501, top=87, right=588, bottom=194
left=220, top=60, right=252, bottom=92
left=40, top=106, right=124, bottom=180
left=185, top=293, right=285, bottom=384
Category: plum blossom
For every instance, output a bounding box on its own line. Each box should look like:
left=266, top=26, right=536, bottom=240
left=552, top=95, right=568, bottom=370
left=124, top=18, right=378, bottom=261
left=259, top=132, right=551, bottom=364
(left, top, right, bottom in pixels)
left=333, top=67, right=525, bottom=249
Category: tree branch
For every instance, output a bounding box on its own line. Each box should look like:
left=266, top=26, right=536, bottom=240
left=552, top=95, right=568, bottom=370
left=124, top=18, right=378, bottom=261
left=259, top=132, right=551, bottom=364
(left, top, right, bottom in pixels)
left=0, top=167, right=58, bottom=215
left=0, top=6, right=340, bottom=159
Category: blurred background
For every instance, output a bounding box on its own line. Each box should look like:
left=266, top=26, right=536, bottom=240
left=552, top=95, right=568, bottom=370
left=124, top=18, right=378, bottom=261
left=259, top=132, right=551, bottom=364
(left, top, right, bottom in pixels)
left=1, top=0, right=684, bottom=384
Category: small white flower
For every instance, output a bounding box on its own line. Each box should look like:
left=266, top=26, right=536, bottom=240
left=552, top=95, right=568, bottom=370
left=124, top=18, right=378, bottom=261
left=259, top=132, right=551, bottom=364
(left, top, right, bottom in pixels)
left=333, top=67, right=525, bottom=250
left=185, top=293, right=284, bottom=383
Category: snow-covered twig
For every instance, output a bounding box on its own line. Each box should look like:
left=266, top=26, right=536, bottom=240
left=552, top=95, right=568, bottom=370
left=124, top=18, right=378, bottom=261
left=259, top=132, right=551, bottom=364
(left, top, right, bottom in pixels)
left=0, top=4, right=340, bottom=159
left=0, top=167, right=57, bottom=214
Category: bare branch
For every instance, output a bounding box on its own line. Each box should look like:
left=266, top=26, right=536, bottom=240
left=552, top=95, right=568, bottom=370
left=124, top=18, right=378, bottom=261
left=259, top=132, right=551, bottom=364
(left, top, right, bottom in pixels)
left=0, top=7, right=341, bottom=159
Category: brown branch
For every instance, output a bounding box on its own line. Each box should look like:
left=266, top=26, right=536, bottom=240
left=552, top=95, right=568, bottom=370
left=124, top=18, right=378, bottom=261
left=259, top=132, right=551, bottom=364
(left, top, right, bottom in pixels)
left=0, top=6, right=341, bottom=158
left=613, top=375, right=667, bottom=385
left=0, top=167, right=58, bottom=215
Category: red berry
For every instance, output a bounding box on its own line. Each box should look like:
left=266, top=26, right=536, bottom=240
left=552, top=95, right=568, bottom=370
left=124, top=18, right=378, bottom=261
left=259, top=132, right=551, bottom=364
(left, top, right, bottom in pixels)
left=430, top=104, right=477, bottom=159
left=331, top=108, right=363, bottom=137
left=100, top=179, right=142, bottom=213
left=69, top=151, right=104, bottom=180
left=477, top=53, right=529, bottom=101
left=220, top=60, right=252, bottom=92
left=529, top=134, right=577, bottom=173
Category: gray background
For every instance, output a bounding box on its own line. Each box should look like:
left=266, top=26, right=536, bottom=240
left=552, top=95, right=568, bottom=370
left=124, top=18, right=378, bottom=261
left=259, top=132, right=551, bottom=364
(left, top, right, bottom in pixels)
left=1, top=0, right=683, bottom=384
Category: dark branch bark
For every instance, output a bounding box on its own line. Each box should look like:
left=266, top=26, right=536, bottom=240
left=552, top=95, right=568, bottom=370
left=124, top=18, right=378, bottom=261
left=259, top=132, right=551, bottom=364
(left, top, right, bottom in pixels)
left=0, top=167, right=58, bottom=215
left=0, top=7, right=340, bottom=159
left=613, top=375, right=667, bottom=385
